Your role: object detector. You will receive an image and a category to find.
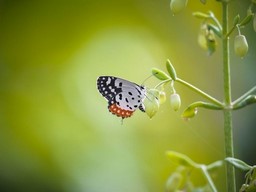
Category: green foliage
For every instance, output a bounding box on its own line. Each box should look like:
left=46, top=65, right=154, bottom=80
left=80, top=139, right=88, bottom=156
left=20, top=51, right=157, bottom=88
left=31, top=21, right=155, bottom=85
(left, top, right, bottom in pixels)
left=225, top=158, right=252, bottom=171
left=152, top=68, right=170, bottom=81
left=166, top=151, right=223, bottom=192
left=149, top=0, right=256, bottom=191
left=166, top=59, right=177, bottom=81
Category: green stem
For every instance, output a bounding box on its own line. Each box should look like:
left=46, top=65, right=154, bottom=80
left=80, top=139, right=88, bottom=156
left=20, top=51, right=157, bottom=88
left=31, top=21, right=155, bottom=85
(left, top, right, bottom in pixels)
left=176, top=78, right=223, bottom=107
left=222, top=2, right=236, bottom=192
left=154, top=78, right=172, bottom=89
left=201, top=165, right=217, bottom=192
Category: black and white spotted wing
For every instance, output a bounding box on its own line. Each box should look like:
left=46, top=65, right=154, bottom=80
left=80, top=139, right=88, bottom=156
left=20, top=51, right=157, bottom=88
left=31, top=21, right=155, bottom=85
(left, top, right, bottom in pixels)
left=97, top=76, right=146, bottom=118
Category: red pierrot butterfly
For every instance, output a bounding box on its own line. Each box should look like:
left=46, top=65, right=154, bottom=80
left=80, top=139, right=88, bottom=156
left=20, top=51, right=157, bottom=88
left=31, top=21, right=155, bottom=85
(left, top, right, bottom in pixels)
left=97, top=76, right=146, bottom=119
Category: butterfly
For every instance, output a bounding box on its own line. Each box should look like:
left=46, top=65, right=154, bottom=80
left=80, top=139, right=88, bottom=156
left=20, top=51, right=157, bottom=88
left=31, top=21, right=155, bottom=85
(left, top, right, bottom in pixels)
left=97, top=76, right=147, bottom=119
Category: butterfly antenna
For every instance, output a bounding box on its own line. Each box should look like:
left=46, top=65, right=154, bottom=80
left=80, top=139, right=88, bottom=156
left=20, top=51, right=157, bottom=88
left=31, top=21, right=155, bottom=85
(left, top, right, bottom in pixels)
left=145, top=90, right=159, bottom=102
left=140, top=74, right=155, bottom=86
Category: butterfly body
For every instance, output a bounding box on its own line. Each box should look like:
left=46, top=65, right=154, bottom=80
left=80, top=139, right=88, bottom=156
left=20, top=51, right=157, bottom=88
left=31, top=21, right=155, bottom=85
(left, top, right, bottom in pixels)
left=97, top=76, right=146, bottom=119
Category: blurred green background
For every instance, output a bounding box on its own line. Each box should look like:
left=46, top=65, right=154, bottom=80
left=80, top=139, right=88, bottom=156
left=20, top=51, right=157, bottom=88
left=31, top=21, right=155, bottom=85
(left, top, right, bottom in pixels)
left=0, top=0, right=255, bottom=191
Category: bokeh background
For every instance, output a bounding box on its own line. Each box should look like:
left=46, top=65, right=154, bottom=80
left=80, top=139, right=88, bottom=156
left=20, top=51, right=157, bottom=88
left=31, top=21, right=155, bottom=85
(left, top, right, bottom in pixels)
left=0, top=0, right=255, bottom=191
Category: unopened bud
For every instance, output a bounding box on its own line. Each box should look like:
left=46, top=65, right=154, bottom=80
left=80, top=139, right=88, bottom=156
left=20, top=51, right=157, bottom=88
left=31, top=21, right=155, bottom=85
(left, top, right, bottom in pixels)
left=165, top=172, right=182, bottom=192
left=159, top=91, right=166, bottom=104
left=198, top=24, right=217, bottom=55
left=170, top=93, right=181, bottom=111
left=234, top=35, right=248, bottom=58
left=170, top=0, right=188, bottom=15
left=144, top=89, right=160, bottom=118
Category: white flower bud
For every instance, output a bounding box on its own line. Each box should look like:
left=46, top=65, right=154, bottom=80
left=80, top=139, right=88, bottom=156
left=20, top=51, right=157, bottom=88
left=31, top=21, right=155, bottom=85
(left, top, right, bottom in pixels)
left=170, top=0, right=188, bottom=15
left=170, top=93, right=181, bottom=111
left=234, top=35, right=248, bottom=58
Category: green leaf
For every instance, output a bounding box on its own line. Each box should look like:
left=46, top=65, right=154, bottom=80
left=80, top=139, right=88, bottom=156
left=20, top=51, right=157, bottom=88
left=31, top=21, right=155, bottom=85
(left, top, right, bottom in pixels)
left=166, top=59, right=177, bottom=80
left=181, top=106, right=198, bottom=120
left=225, top=157, right=252, bottom=171
left=166, top=151, right=199, bottom=168
left=207, top=23, right=222, bottom=38
left=192, top=12, right=209, bottom=19
left=239, top=13, right=253, bottom=27
left=233, top=95, right=256, bottom=110
left=152, top=68, right=170, bottom=80
left=206, top=160, right=223, bottom=172
left=181, top=101, right=222, bottom=120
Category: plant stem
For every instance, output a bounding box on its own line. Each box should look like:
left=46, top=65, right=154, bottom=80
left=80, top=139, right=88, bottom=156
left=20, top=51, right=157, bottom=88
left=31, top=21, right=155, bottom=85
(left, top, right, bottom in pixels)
left=201, top=165, right=217, bottom=192
left=176, top=78, right=223, bottom=107
left=154, top=78, right=223, bottom=107
left=222, top=2, right=236, bottom=192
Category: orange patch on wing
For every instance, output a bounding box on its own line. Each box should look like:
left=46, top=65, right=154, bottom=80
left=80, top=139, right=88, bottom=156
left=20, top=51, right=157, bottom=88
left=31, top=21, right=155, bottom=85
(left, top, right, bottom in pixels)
left=108, top=104, right=134, bottom=118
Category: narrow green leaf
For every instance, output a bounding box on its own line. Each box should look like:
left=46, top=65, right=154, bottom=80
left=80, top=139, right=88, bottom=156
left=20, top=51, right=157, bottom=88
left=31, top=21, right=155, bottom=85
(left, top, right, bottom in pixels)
left=192, top=12, right=209, bottom=19
left=233, top=95, right=256, bottom=110
left=239, top=13, right=253, bottom=27
left=206, top=160, right=223, bottom=172
left=182, top=101, right=223, bottom=120
left=166, top=151, right=199, bottom=168
left=152, top=68, right=170, bottom=80
left=166, top=59, right=177, bottom=80
left=207, top=23, right=222, bottom=38
left=225, top=157, right=252, bottom=171
left=181, top=106, right=198, bottom=120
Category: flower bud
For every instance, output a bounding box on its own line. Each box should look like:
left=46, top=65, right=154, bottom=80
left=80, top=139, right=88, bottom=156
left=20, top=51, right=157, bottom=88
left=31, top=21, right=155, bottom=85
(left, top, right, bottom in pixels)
left=159, top=91, right=166, bottom=104
left=144, top=89, right=160, bottom=118
left=233, top=14, right=240, bottom=26
left=239, top=184, right=249, bottom=192
left=170, top=0, right=188, bottom=15
left=198, top=24, right=217, bottom=55
left=170, top=93, right=181, bottom=111
left=234, top=35, right=248, bottom=58
left=165, top=172, right=182, bottom=192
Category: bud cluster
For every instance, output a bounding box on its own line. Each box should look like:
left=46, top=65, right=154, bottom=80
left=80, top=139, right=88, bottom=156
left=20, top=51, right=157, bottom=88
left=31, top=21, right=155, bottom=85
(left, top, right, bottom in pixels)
left=144, top=60, right=181, bottom=118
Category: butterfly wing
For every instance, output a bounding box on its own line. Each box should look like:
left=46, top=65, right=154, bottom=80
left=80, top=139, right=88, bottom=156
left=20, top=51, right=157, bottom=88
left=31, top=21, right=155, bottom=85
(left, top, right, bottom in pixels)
left=97, top=76, right=122, bottom=100
left=97, top=76, right=146, bottom=118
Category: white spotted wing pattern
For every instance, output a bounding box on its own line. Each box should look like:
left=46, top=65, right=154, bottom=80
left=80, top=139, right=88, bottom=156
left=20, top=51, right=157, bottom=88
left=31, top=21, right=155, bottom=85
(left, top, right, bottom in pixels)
left=97, top=76, right=146, bottom=119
